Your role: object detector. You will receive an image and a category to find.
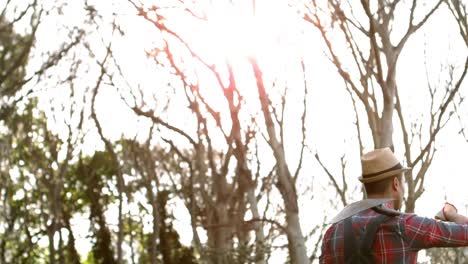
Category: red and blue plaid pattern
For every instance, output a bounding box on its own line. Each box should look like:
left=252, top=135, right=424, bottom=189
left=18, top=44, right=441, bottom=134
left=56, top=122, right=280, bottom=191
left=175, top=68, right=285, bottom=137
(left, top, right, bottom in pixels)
left=319, top=203, right=468, bottom=263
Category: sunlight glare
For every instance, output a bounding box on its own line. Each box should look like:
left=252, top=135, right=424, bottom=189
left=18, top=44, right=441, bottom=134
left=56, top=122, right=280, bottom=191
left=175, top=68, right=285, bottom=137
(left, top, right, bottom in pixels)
left=200, top=0, right=301, bottom=62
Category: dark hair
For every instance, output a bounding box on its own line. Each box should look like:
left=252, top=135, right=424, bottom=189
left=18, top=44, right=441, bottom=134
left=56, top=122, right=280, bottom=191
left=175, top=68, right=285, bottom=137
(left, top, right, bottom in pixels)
left=364, top=174, right=402, bottom=195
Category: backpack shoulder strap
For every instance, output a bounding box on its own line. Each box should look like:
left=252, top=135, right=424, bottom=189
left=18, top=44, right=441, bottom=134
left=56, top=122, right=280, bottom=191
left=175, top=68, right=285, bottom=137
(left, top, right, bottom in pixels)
left=360, top=214, right=391, bottom=252
left=343, top=216, right=359, bottom=263
left=343, top=213, right=392, bottom=264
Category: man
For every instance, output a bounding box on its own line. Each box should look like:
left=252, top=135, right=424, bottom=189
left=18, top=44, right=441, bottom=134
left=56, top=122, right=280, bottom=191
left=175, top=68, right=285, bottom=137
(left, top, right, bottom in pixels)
left=319, top=147, right=468, bottom=263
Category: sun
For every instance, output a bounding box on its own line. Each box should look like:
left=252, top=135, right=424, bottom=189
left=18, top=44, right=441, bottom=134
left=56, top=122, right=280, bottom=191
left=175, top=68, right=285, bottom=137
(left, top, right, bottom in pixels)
left=204, top=2, right=268, bottom=60
left=162, top=0, right=305, bottom=116
left=193, top=0, right=302, bottom=62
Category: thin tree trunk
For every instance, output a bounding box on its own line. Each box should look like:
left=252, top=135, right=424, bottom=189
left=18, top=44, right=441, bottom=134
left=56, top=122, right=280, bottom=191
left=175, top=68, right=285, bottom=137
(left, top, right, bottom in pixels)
left=59, top=229, right=65, bottom=264
left=213, top=201, right=232, bottom=263
left=90, top=52, right=124, bottom=264
left=129, top=217, right=137, bottom=264
left=247, top=189, right=266, bottom=264
left=148, top=191, right=159, bottom=264
left=117, top=191, right=123, bottom=264
left=48, top=224, right=56, bottom=264
left=80, top=157, right=116, bottom=264
left=194, top=141, right=232, bottom=263
left=378, top=92, right=395, bottom=149
left=188, top=162, right=205, bottom=261
left=224, top=65, right=266, bottom=264
left=251, top=60, right=308, bottom=264
left=405, top=171, right=416, bottom=213
left=63, top=211, right=81, bottom=264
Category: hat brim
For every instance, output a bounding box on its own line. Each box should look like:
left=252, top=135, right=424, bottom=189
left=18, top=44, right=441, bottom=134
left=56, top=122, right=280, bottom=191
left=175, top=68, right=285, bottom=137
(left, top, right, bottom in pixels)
left=359, top=167, right=411, bottom=183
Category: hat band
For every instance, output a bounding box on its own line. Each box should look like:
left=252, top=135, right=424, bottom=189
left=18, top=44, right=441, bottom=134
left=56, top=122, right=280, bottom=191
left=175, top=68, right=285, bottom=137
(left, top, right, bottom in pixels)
left=363, top=163, right=402, bottom=178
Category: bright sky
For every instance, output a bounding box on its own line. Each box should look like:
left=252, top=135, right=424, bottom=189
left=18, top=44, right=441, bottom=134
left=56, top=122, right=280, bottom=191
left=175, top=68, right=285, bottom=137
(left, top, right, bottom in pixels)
left=8, top=0, right=468, bottom=262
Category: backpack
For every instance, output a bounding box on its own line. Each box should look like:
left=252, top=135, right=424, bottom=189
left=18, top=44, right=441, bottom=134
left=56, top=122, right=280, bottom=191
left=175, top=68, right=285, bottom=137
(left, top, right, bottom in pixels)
left=343, top=214, right=392, bottom=264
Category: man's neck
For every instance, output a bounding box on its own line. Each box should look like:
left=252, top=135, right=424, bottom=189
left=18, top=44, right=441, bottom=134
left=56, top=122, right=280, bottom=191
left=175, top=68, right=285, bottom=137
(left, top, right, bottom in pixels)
left=367, top=193, right=392, bottom=199
left=367, top=193, right=396, bottom=210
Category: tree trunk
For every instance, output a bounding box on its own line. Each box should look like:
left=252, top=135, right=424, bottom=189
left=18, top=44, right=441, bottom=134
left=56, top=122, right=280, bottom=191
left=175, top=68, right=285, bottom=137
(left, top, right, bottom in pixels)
left=145, top=174, right=159, bottom=263
left=149, top=192, right=159, bottom=264
left=59, top=230, right=65, bottom=264
left=63, top=210, right=81, bottom=264
left=210, top=201, right=232, bottom=263
left=117, top=190, right=123, bottom=264
left=251, top=60, right=308, bottom=264
left=128, top=217, right=137, bottom=264
left=378, top=90, right=395, bottom=149
left=224, top=68, right=266, bottom=264
left=48, top=224, right=56, bottom=264
left=404, top=171, right=416, bottom=213
left=247, top=189, right=266, bottom=264
left=278, top=164, right=309, bottom=264
left=80, top=157, right=116, bottom=264
left=194, top=142, right=232, bottom=263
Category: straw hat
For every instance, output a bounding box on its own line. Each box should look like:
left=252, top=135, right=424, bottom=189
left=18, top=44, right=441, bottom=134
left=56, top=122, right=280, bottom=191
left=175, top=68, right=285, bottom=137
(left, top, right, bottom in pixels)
left=359, top=148, right=411, bottom=183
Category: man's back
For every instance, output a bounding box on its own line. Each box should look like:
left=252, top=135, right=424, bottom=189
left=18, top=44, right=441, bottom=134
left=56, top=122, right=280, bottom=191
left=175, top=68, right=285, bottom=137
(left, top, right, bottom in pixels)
left=320, top=204, right=468, bottom=263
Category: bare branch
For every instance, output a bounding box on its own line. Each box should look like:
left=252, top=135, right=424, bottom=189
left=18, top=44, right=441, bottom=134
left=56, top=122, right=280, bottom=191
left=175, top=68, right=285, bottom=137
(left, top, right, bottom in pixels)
left=314, top=153, right=347, bottom=207
left=360, top=0, right=386, bottom=89
left=396, top=0, right=444, bottom=53
left=411, top=57, right=468, bottom=166
left=132, top=106, right=198, bottom=147
left=294, top=61, right=309, bottom=181
left=447, top=0, right=468, bottom=46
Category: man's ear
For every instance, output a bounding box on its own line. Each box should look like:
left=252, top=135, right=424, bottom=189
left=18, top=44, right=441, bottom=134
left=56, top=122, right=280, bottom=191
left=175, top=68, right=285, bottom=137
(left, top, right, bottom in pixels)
left=392, top=176, right=399, bottom=191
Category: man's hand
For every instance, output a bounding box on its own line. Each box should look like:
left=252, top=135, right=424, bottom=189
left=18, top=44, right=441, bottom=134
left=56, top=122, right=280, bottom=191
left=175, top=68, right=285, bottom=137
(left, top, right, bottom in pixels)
left=435, top=202, right=468, bottom=224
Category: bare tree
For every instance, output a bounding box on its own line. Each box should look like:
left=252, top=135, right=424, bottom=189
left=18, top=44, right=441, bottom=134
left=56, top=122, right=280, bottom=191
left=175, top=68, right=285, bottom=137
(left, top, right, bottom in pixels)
left=89, top=42, right=127, bottom=264
left=249, top=58, right=309, bottom=264
left=426, top=0, right=468, bottom=261
left=306, top=0, right=467, bottom=213
left=106, top=1, right=313, bottom=263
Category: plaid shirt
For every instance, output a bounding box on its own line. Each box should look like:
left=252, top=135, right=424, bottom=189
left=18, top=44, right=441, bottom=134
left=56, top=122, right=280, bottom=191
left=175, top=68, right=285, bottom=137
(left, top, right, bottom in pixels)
left=319, top=203, right=468, bottom=263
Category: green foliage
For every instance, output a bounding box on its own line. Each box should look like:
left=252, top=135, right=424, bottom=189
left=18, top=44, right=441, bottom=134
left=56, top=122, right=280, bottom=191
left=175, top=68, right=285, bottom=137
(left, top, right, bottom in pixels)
left=0, top=95, right=49, bottom=261
left=0, top=14, right=30, bottom=97
left=0, top=12, right=81, bottom=262
left=157, top=190, right=198, bottom=264
left=83, top=251, right=96, bottom=264
left=74, top=152, right=118, bottom=264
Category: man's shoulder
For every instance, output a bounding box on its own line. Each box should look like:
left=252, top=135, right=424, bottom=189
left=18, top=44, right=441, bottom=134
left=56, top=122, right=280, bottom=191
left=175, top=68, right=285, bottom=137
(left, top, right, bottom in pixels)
left=323, top=205, right=412, bottom=238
